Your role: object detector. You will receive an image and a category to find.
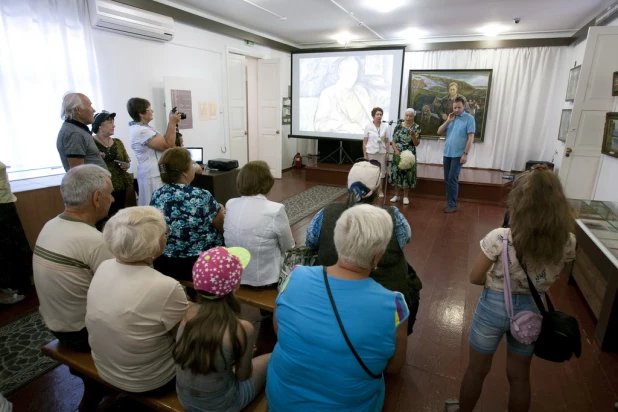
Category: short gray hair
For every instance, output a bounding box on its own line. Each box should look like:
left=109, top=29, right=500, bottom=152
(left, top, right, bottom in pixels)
left=61, top=92, right=85, bottom=120
left=60, top=165, right=111, bottom=207
left=103, top=206, right=167, bottom=263
left=334, top=204, right=393, bottom=269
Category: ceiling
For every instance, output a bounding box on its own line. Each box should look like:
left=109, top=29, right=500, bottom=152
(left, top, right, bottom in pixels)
left=161, top=0, right=616, bottom=47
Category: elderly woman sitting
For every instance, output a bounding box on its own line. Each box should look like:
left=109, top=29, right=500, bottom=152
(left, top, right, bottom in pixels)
left=86, top=206, right=189, bottom=393
left=151, top=147, right=224, bottom=281
left=266, top=204, right=410, bottom=411
left=306, top=159, right=421, bottom=335
left=224, top=161, right=295, bottom=287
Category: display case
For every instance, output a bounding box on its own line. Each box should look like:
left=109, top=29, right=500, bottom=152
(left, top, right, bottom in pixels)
left=568, top=199, right=618, bottom=351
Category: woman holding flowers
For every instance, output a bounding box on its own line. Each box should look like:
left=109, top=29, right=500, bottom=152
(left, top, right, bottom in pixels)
left=389, top=108, right=421, bottom=205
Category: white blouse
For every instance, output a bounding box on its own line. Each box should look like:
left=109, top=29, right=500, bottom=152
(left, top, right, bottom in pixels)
left=363, top=122, right=389, bottom=154
left=224, top=195, right=295, bottom=286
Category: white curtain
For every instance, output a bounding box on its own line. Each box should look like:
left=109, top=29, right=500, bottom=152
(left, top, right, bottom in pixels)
left=400, top=47, right=569, bottom=171
left=0, top=0, right=102, bottom=175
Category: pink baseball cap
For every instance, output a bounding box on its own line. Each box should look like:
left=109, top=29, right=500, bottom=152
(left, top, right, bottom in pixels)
left=192, top=247, right=251, bottom=297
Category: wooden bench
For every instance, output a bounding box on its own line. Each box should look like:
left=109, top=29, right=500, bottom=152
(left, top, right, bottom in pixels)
left=41, top=340, right=267, bottom=411
left=179, top=281, right=278, bottom=313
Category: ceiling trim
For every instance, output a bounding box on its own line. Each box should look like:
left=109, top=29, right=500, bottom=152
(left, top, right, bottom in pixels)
left=405, top=37, right=573, bottom=51
left=113, top=0, right=300, bottom=52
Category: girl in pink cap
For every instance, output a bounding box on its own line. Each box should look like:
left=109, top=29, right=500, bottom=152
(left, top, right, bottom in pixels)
left=173, top=246, right=271, bottom=412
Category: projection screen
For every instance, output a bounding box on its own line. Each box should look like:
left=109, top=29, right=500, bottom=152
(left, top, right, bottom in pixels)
left=290, top=47, right=405, bottom=141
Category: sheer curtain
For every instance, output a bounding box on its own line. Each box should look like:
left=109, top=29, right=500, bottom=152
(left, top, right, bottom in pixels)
left=400, top=47, right=569, bottom=171
left=0, top=0, right=102, bottom=176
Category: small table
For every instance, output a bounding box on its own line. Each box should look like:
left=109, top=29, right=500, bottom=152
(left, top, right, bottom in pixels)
left=191, top=168, right=240, bottom=205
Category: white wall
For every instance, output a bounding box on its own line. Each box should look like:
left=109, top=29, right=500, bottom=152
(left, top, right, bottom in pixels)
left=92, top=21, right=298, bottom=174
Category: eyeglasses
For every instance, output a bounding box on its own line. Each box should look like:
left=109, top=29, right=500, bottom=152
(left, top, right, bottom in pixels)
left=146, top=108, right=154, bottom=114
left=165, top=226, right=172, bottom=238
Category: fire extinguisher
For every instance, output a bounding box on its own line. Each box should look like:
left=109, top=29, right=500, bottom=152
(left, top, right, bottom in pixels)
left=294, top=153, right=303, bottom=169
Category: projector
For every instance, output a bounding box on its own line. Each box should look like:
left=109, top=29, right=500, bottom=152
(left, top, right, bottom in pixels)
left=207, top=158, right=239, bottom=171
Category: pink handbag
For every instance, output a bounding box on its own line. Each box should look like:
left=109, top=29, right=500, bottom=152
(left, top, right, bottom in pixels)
left=502, top=228, right=543, bottom=345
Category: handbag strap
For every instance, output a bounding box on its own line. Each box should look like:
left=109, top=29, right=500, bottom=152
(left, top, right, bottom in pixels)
left=501, top=229, right=516, bottom=319
left=515, top=254, right=553, bottom=315
left=322, top=267, right=381, bottom=379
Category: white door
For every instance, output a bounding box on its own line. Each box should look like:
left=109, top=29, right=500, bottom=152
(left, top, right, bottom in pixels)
left=227, top=54, right=248, bottom=167
left=257, top=58, right=282, bottom=178
left=559, top=26, right=618, bottom=199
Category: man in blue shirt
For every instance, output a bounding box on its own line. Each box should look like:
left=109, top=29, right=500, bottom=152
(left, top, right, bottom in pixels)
left=437, top=96, right=475, bottom=213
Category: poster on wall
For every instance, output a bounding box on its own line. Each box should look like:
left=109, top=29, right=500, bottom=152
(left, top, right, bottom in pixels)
left=565, top=65, right=581, bottom=102
left=558, top=109, right=571, bottom=142
left=407, top=69, right=492, bottom=142
left=282, top=97, right=291, bottom=125
left=170, top=89, right=193, bottom=129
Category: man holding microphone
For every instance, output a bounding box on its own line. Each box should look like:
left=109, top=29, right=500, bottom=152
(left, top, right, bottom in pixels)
left=437, top=96, right=475, bottom=213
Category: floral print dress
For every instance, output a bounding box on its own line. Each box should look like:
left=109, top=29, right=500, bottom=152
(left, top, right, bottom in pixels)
left=388, top=123, right=420, bottom=189
left=150, top=184, right=223, bottom=258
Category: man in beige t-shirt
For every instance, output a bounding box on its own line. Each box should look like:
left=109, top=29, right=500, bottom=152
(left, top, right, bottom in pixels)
left=33, top=165, right=114, bottom=351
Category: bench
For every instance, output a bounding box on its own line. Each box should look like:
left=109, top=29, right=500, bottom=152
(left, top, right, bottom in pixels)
left=41, top=340, right=267, bottom=411
left=179, top=281, right=278, bottom=313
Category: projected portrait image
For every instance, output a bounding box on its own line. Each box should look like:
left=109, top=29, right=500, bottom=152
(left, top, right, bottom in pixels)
left=298, top=55, right=394, bottom=134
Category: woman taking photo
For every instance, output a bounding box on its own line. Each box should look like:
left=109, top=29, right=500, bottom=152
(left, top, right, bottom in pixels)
left=174, top=247, right=271, bottom=412
left=151, top=148, right=225, bottom=281
left=268, top=204, right=410, bottom=411
left=389, top=108, right=421, bottom=206
left=92, top=111, right=132, bottom=226
left=127, top=97, right=181, bottom=206
left=446, top=165, right=576, bottom=412
left=363, top=107, right=389, bottom=198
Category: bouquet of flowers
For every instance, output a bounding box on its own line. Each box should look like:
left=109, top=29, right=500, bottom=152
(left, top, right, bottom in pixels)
left=397, top=150, right=416, bottom=170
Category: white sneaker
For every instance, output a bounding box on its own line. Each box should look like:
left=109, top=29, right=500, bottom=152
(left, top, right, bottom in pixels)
left=403, top=197, right=409, bottom=205
left=390, top=196, right=399, bottom=202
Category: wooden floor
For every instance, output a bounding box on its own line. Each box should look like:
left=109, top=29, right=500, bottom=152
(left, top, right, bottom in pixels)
left=3, top=169, right=618, bottom=411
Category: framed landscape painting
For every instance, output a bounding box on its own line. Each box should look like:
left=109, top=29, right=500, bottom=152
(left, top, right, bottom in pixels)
left=602, top=112, right=618, bottom=159
left=407, top=69, right=492, bottom=142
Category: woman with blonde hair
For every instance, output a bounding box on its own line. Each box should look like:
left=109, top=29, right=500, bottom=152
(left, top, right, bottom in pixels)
left=268, top=204, right=410, bottom=411
left=151, top=147, right=225, bottom=281
left=86, top=206, right=189, bottom=393
left=389, top=108, right=421, bottom=205
left=446, top=165, right=576, bottom=412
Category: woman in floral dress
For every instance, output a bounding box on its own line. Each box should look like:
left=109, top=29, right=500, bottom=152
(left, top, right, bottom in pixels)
left=389, top=108, right=421, bottom=205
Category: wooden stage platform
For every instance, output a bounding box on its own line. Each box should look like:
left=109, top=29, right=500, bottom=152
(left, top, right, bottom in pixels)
left=305, top=162, right=514, bottom=205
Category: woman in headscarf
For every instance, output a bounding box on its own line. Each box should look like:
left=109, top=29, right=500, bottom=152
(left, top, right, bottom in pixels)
left=389, top=108, right=421, bottom=205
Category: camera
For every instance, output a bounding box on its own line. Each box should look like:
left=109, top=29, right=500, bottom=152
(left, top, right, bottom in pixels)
left=513, top=18, right=521, bottom=24
left=172, top=106, right=187, bottom=120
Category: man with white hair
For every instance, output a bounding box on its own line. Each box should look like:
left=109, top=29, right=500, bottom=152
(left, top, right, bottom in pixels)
left=56, top=92, right=108, bottom=171
left=33, top=165, right=114, bottom=351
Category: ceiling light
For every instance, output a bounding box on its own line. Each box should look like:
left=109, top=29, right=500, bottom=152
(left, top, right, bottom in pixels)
left=398, top=27, right=426, bottom=41
left=334, top=31, right=355, bottom=45
left=478, top=24, right=508, bottom=37
left=364, top=0, right=407, bottom=13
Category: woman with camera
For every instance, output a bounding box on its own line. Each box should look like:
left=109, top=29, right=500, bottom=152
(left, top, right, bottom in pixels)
left=127, top=98, right=182, bottom=206
left=92, top=111, right=132, bottom=228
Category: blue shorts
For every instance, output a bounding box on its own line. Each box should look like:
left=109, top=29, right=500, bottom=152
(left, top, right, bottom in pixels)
left=469, top=288, right=540, bottom=357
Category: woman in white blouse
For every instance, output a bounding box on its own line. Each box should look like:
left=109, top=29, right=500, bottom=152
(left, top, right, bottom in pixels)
left=127, top=98, right=181, bottom=206
left=224, top=161, right=295, bottom=287
left=363, top=107, right=389, bottom=198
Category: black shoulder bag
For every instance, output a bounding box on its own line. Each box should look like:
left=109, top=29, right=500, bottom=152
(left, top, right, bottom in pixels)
left=323, top=267, right=382, bottom=379
left=519, top=256, right=582, bottom=362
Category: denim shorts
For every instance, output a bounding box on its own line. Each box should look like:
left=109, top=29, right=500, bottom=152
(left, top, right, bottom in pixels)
left=469, top=288, right=540, bottom=357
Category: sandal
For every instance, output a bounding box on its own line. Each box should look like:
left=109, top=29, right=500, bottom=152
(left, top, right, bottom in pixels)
left=444, top=399, right=459, bottom=412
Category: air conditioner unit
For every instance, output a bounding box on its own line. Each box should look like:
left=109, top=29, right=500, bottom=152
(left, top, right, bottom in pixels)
left=88, top=0, right=174, bottom=42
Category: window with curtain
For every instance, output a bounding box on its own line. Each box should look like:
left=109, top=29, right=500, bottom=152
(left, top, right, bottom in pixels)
left=0, top=0, right=102, bottom=179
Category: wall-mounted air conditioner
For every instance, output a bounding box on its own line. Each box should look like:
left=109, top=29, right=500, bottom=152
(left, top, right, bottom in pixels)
left=88, top=0, right=174, bottom=42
